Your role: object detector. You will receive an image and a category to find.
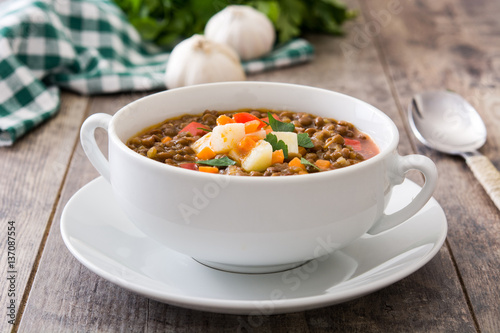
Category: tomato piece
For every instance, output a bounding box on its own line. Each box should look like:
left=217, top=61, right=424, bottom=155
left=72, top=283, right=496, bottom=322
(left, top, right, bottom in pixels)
left=233, top=113, right=266, bottom=129
left=179, top=122, right=210, bottom=137
left=344, top=138, right=361, bottom=151
left=260, top=113, right=281, bottom=125
left=233, top=112, right=258, bottom=123
left=179, top=163, right=198, bottom=170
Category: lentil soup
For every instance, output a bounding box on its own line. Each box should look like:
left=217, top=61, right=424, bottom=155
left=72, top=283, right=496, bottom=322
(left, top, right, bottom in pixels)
left=126, top=109, right=379, bottom=176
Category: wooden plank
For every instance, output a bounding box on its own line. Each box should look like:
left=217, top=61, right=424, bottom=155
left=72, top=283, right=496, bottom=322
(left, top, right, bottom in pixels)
left=0, top=92, right=89, bottom=332
left=18, top=93, right=256, bottom=332
left=362, top=0, right=500, bottom=331
left=16, top=94, right=150, bottom=332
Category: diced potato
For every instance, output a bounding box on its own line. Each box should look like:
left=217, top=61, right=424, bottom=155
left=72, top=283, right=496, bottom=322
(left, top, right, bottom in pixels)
left=228, top=137, right=261, bottom=166
left=272, top=131, right=299, bottom=155
left=241, top=140, right=273, bottom=172
left=227, top=148, right=243, bottom=165
left=246, top=129, right=267, bottom=140
left=191, top=132, right=212, bottom=154
left=210, top=123, right=246, bottom=153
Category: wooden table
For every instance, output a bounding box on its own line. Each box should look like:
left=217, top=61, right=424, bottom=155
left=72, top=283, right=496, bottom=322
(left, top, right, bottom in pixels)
left=2, top=0, right=499, bottom=331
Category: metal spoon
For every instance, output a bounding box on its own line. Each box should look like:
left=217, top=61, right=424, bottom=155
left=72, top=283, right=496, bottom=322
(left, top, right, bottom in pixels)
left=409, top=90, right=500, bottom=210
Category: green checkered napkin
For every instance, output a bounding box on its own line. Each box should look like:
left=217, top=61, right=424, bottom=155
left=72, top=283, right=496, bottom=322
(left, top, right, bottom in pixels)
left=0, top=0, right=314, bottom=146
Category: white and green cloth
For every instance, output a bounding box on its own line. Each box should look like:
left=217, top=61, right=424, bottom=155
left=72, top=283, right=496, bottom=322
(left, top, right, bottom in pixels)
left=0, top=0, right=314, bottom=146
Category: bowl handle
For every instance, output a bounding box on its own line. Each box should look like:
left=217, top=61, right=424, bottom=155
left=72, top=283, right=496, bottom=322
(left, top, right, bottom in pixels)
left=367, top=154, right=438, bottom=234
left=80, top=113, right=112, bottom=182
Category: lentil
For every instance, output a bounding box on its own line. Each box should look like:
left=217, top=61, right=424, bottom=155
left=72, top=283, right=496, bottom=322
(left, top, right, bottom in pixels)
left=127, top=109, right=379, bottom=176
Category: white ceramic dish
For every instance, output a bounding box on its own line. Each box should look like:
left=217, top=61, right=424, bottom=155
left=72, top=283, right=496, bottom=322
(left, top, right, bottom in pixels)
left=61, top=177, right=447, bottom=315
left=80, top=82, right=438, bottom=272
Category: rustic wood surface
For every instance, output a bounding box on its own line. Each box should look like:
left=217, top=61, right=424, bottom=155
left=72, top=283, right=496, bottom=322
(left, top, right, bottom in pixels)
left=1, top=0, right=499, bottom=332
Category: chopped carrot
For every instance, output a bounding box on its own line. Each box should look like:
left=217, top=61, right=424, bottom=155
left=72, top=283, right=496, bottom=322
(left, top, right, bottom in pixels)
left=289, top=157, right=306, bottom=170
left=315, top=159, right=331, bottom=170
left=271, top=150, right=284, bottom=164
left=199, top=166, right=219, bottom=173
left=237, top=136, right=257, bottom=154
left=196, top=146, right=216, bottom=160
left=245, top=135, right=263, bottom=142
left=161, top=136, right=172, bottom=144
left=216, top=115, right=235, bottom=126
left=264, top=125, right=273, bottom=134
left=244, top=120, right=261, bottom=133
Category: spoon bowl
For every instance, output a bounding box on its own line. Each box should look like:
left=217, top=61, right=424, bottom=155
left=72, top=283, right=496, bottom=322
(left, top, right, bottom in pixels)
left=409, top=90, right=500, bottom=210
left=409, top=91, right=487, bottom=156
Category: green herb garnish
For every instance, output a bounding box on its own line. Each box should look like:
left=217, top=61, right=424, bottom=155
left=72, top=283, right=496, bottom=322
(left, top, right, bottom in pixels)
left=265, top=133, right=289, bottom=159
left=267, top=112, right=295, bottom=132
left=196, top=156, right=236, bottom=167
left=300, top=157, right=320, bottom=171
left=297, top=133, right=314, bottom=148
left=113, top=1, right=356, bottom=47
left=197, top=127, right=211, bottom=132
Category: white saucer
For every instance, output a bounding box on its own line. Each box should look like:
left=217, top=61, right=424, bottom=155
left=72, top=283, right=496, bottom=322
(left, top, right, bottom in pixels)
left=61, top=177, right=447, bottom=315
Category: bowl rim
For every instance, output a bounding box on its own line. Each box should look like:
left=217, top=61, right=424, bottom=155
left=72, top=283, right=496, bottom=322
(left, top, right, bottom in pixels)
left=108, top=81, right=399, bottom=183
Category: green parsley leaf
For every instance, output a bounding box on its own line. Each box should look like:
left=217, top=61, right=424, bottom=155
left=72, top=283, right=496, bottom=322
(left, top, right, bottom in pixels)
left=265, top=133, right=289, bottom=159
left=297, top=133, right=314, bottom=148
left=195, top=156, right=236, bottom=167
left=267, top=112, right=295, bottom=132
left=114, top=0, right=356, bottom=47
left=300, top=158, right=320, bottom=171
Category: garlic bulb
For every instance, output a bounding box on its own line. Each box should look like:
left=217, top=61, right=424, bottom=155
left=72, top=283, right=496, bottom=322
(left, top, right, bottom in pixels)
left=165, top=34, right=246, bottom=89
left=205, top=5, right=275, bottom=61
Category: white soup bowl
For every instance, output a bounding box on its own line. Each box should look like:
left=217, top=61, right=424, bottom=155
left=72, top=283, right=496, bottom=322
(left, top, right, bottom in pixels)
left=80, top=82, right=437, bottom=273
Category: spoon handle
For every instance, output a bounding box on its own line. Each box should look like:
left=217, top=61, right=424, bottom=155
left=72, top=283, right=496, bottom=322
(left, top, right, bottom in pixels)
left=465, top=154, right=500, bottom=210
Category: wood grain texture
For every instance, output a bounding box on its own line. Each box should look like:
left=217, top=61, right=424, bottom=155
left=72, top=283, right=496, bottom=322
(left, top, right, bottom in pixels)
left=16, top=94, right=150, bottom=332
left=17, top=2, right=476, bottom=332
left=0, top=92, right=89, bottom=333
left=363, top=0, right=500, bottom=331
left=7, top=0, right=499, bottom=331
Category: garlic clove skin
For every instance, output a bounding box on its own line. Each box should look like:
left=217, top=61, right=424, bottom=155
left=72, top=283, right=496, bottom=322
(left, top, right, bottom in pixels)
left=205, top=5, right=276, bottom=61
left=165, top=34, right=246, bottom=89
